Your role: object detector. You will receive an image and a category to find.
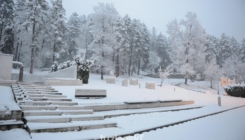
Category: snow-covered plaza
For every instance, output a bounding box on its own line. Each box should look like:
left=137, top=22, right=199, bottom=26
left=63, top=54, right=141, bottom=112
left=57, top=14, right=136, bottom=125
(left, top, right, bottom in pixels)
left=1, top=72, right=245, bottom=140
left=1, top=0, right=245, bottom=140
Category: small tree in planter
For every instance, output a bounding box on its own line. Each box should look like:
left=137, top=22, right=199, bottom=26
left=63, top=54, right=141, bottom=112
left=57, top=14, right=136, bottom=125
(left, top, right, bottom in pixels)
left=50, top=62, right=58, bottom=72
left=158, top=66, right=172, bottom=87
left=75, top=56, right=94, bottom=84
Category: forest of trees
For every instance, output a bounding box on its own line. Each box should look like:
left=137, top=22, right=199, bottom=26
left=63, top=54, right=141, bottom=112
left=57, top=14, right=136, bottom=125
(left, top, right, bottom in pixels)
left=0, top=0, right=245, bottom=85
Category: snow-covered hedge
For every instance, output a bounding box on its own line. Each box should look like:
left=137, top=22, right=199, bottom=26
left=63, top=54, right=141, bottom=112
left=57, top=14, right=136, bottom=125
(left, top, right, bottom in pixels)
left=224, top=84, right=245, bottom=98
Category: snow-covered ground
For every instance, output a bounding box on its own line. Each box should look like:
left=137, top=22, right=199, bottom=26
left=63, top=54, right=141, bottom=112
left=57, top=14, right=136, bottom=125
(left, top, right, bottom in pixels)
left=54, top=73, right=245, bottom=107
left=1, top=73, right=245, bottom=140
left=0, top=86, right=20, bottom=111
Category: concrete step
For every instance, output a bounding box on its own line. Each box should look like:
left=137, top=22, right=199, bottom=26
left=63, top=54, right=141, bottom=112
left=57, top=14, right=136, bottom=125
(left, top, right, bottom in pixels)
left=27, top=121, right=117, bottom=133
left=27, top=94, right=67, bottom=98
left=21, top=87, right=53, bottom=89
left=57, top=106, right=86, bottom=110
left=25, top=115, right=104, bottom=123
left=19, top=101, right=51, bottom=106
left=20, top=105, right=86, bottom=111
left=19, top=101, right=78, bottom=106
left=25, top=90, right=58, bottom=92
left=51, top=102, right=78, bottom=106
left=26, top=92, right=62, bottom=95
left=28, top=97, right=72, bottom=102
left=23, top=110, right=93, bottom=116
left=0, top=120, right=24, bottom=131
left=48, top=98, right=72, bottom=102
left=20, top=106, right=57, bottom=110
left=23, top=111, right=62, bottom=116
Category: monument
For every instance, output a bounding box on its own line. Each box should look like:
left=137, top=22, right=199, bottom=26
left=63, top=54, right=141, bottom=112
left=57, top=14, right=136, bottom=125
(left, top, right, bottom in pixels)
left=0, top=53, right=13, bottom=80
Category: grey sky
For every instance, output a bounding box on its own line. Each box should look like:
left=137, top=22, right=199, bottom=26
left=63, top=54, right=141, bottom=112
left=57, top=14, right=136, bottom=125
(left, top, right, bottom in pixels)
left=63, top=0, right=245, bottom=42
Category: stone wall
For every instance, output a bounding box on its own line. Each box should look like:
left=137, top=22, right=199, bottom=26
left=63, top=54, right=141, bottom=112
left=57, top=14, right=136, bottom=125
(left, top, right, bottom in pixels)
left=0, top=54, right=13, bottom=80
left=45, top=78, right=83, bottom=86
left=11, top=65, right=77, bottom=82
left=46, top=65, right=77, bottom=79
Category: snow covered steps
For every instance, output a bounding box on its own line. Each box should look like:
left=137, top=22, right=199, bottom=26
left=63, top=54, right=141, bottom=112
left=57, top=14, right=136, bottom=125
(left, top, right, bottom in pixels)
left=18, top=101, right=78, bottom=106
left=20, top=105, right=86, bottom=111
left=26, top=121, right=117, bottom=133
left=24, top=115, right=104, bottom=123
left=0, top=120, right=24, bottom=131
left=23, top=110, right=93, bottom=116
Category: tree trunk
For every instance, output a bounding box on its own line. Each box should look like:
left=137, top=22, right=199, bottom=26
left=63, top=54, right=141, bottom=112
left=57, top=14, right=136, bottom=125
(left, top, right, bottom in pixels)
left=137, top=57, right=141, bottom=76
left=17, top=41, right=22, bottom=61
left=41, top=39, right=45, bottom=49
left=30, top=47, right=34, bottom=74
left=128, top=42, right=133, bottom=76
left=53, top=43, right=56, bottom=62
left=0, top=22, right=4, bottom=42
left=185, top=78, right=188, bottom=85
left=15, top=38, right=20, bottom=61
left=29, top=21, right=36, bottom=74
left=101, top=52, right=104, bottom=80
left=116, top=49, right=119, bottom=77
left=210, top=80, right=213, bottom=88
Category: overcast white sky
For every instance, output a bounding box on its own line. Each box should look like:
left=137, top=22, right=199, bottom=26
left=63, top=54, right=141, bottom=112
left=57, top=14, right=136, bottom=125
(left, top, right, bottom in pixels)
left=63, top=0, right=245, bottom=42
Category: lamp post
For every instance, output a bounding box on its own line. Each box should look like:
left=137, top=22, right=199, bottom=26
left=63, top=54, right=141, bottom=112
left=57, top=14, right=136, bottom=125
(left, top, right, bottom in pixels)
left=218, top=79, right=221, bottom=106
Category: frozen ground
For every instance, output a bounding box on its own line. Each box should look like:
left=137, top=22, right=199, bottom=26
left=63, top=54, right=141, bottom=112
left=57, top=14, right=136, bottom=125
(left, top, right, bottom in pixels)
left=1, top=73, right=245, bottom=140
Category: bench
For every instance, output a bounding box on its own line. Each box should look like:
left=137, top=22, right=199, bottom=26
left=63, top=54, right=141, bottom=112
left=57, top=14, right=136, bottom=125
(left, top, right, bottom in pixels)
left=158, top=100, right=182, bottom=103
left=75, top=89, right=106, bottom=98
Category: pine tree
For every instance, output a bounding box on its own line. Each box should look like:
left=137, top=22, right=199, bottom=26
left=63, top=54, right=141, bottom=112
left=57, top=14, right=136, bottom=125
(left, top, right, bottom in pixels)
left=50, top=0, right=68, bottom=62
left=156, top=33, right=171, bottom=68
left=67, top=12, right=82, bottom=59
left=23, top=0, right=49, bottom=74
left=219, top=33, right=231, bottom=66
left=0, top=0, right=14, bottom=54
left=115, top=15, right=131, bottom=76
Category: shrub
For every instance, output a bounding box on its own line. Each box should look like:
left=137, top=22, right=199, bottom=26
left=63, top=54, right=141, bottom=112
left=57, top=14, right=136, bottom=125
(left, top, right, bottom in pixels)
left=224, top=84, right=245, bottom=98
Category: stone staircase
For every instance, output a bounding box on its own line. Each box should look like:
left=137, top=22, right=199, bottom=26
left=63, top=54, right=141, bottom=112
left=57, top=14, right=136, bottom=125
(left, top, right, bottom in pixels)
left=11, top=82, right=117, bottom=133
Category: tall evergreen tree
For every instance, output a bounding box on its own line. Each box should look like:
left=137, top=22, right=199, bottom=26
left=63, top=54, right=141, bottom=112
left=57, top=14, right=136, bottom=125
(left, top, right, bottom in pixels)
left=0, top=0, right=14, bottom=54
left=67, top=12, right=82, bottom=59
left=50, top=0, right=67, bottom=62
left=156, top=33, right=171, bottom=68
left=23, top=0, right=49, bottom=74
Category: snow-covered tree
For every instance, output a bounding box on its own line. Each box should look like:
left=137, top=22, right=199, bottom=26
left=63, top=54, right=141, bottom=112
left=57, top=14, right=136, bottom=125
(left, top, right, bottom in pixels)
left=50, top=0, right=67, bottom=62
left=156, top=33, right=171, bottom=68
left=204, top=58, right=221, bottom=88
left=0, top=0, right=14, bottom=54
left=222, top=56, right=244, bottom=83
left=240, top=39, right=245, bottom=63
left=23, top=0, right=49, bottom=74
left=118, top=14, right=131, bottom=75
left=89, top=3, right=119, bottom=79
left=150, top=27, right=157, bottom=52
left=167, top=12, right=207, bottom=84
left=66, top=12, right=81, bottom=59
left=158, top=66, right=172, bottom=86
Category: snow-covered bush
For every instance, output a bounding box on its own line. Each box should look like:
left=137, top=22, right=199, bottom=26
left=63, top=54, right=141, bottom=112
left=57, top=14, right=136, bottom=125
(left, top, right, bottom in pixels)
left=158, top=66, right=172, bottom=86
left=224, top=84, right=245, bottom=98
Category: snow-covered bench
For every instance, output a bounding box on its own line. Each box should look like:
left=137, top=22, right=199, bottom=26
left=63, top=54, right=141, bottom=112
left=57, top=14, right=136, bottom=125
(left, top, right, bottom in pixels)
left=75, top=89, right=107, bottom=98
